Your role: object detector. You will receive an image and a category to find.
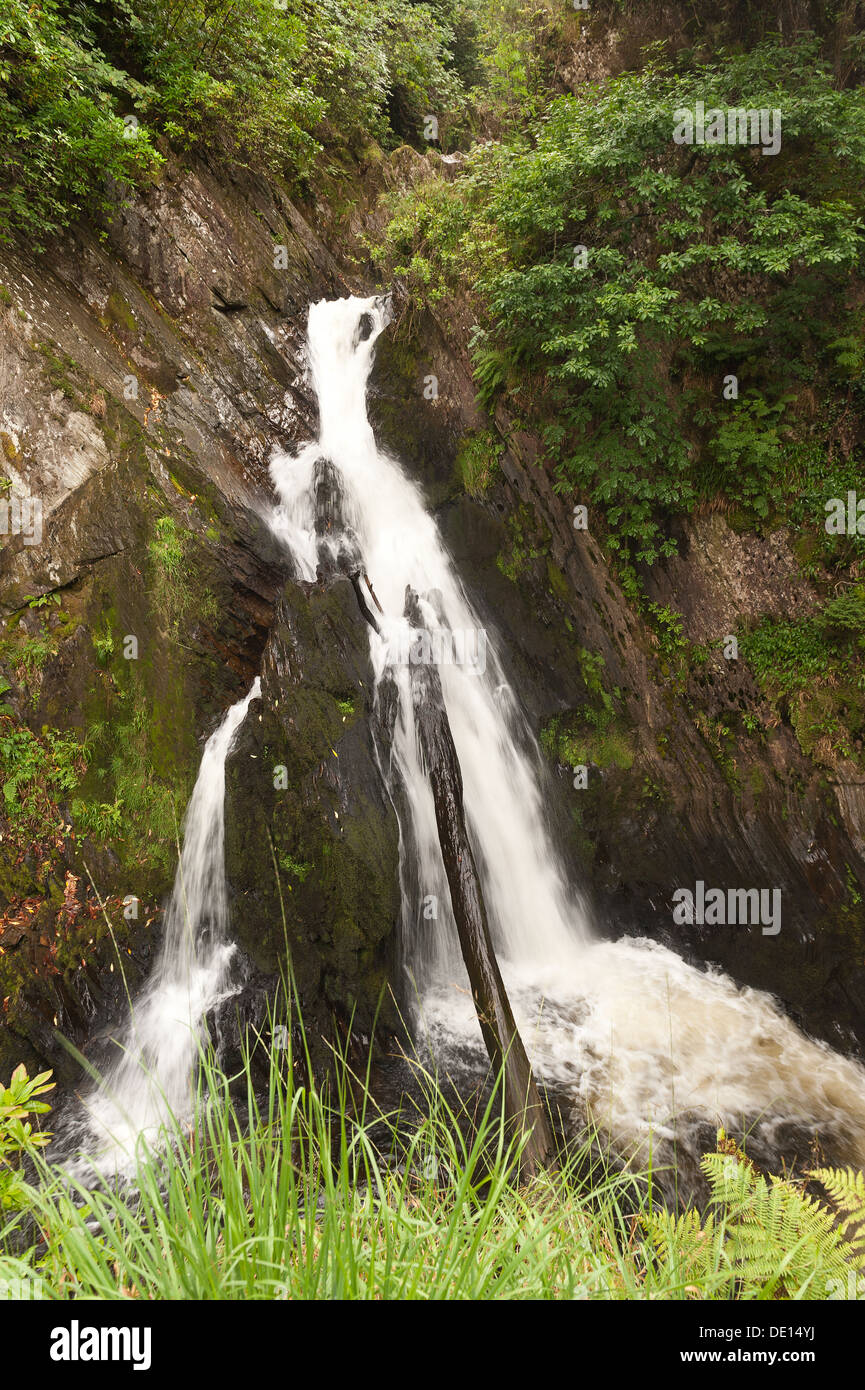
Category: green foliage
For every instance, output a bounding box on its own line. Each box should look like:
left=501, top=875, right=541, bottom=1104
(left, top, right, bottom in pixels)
left=0, top=598, right=70, bottom=705
left=541, top=709, right=634, bottom=772
left=646, top=602, right=687, bottom=656
left=466, top=0, right=577, bottom=130
left=455, top=428, right=503, bottom=496
left=17, top=631, right=58, bottom=679
left=646, top=602, right=702, bottom=693
left=811, top=1166, right=865, bottom=1251
left=742, top=616, right=833, bottom=691
left=92, top=618, right=115, bottom=666
left=71, top=795, right=125, bottom=839
left=279, top=852, right=313, bottom=882
left=0, top=0, right=488, bottom=244
left=299, top=0, right=468, bottom=148
left=148, top=514, right=191, bottom=630
left=146, top=515, right=219, bottom=631
left=641, top=1205, right=719, bottom=1285
left=4, top=1034, right=863, bottom=1300
left=381, top=38, right=865, bottom=564
left=0, top=696, right=173, bottom=867
left=495, top=503, right=544, bottom=580
left=703, top=392, right=792, bottom=521
left=0, top=629, right=184, bottom=862
left=741, top=592, right=865, bottom=754
left=703, top=1150, right=855, bottom=1295
left=730, top=561, right=865, bottom=760
left=0, top=0, right=161, bottom=247
left=540, top=647, right=632, bottom=770
left=643, top=1144, right=865, bottom=1299
left=822, top=587, right=865, bottom=638
left=788, top=446, right=865, bottom=572
left=0, top=715, right=82, bottom=822
left=73, top=675, right=186, bottom=874
left=0, top=1064, right=54, bottom=1211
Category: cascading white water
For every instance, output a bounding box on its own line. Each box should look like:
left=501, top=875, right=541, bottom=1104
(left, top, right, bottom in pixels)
left=74, top=678, right=261, bottom=1168
left=270, top=294, right=865, bottom=1171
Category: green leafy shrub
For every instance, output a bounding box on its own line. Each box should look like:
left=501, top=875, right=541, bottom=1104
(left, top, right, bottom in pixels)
left=0, top=0, right=161, bottom=247
left=279, top=852, right=313, bottom=882
left=740, top=615, right=832, bottom=693
left=704, top=392, right=791, bottom=520
left=0, top=1065, right=54, bottom=1211
left=0, top=716, right=83, bottom=822
left=92, top=619, right=115, bottom=666
left=148, top=515, right=191, bottom=630
left=821, top=588, right=865, bottom=639
left=740, top=607, right=865, bottom=765
left=645, top=1142, right=865, bottom=1299
left=380, top=38, right=865, bottom=565
left=0, top=0, right=485, bottom=244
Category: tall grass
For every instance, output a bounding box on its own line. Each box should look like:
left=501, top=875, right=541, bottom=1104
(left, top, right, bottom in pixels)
left=2, top=1009, right=849, bottom=1301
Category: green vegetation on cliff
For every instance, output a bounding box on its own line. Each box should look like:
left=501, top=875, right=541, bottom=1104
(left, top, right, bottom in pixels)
left=373, top=23, right=865, bottom=772
left=378, top=38, right=865, bottom=569
left=0, top=0, right=500, bottom=244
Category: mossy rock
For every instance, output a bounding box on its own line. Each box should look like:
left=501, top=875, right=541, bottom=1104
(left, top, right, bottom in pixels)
left=224, top=576, right=401, bottom=1050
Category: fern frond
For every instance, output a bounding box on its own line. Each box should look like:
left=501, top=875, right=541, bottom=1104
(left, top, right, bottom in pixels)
left=702, top=1152, right=855, bottom=1298
left=811, top=1166, right=865, bottom=1262
left=640, top=1208, right=720, bottom=1288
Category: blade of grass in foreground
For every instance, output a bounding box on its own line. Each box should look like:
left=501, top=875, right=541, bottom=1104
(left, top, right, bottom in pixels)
left=1, top=999, right=856, bottom=1300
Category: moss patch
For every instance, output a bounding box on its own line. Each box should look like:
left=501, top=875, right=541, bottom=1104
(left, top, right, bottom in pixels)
left=455, top=429, right=502, bottom=498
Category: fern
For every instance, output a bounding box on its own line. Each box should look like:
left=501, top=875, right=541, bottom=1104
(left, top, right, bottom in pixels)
left=641, top=1207, right=721, bottom=1288
left=811, top=1166, right=865, bottom=1262
left=703, top=1152, right=856, bottom=1298
left=643, top=1147, right=865, bottom=1299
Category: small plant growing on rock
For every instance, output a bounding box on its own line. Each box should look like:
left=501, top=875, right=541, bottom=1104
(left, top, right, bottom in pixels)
left=0, top=1065, right=54, bottom=1211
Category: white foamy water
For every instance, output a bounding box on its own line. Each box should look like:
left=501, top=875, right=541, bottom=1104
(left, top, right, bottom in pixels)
left=71, top=679, right=261, bottom=1169
left=269, top=294, right=865, bottom=1169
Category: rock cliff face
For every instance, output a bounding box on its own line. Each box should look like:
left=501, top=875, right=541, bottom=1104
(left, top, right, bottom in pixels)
left=0, top=155, right=374, bottom=1080
left=0, top=138, right=863, bottom=1088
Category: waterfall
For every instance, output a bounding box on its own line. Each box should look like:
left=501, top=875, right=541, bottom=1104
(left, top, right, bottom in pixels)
left=72, top=678, right=261, bottom=1169
left=270, top=294, right=865, bottom=1172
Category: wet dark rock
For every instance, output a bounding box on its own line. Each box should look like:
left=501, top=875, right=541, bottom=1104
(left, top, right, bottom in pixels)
left=223, top=574, right=401, bottom=1064
left=0, top=154, right=352, bottom=1082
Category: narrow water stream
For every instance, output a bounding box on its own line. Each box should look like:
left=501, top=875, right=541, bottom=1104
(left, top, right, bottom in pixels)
left=67, top=680, right=260, bottom=1168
